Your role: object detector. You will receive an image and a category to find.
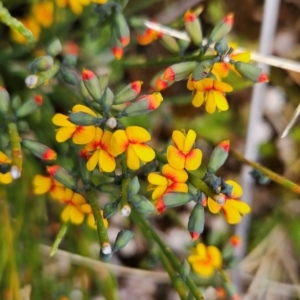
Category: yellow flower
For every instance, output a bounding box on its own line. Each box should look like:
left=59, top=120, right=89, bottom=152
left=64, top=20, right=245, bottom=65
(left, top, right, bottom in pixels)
left=147, top=164, right=188, bottom=214
left=187, top=77, right=233, bottom=114
left=10, top=18, right=41, bottom=44
left=0, top=151, right=12, bottom=185
left=111, top=126, right=155, bottom=170
left=85, top=128, right=117, bottom=172
left=81, top=204, right=108, bottom=229
left=60, top=189, right=86, bottom=224
left=167, top=129, right=202, bottom=171
left=147, top=164, right=188, bottom=200
left=33, top=174, right=65, bottom=200
left=188, top=243, right=222, bottom=278
left=207, top=180, right=251, bottom=224
left=32, top=1, right=54, bottom=28
left=55, top=0, right=106, bottom=15
left=52, top=104, right=96, bottom=145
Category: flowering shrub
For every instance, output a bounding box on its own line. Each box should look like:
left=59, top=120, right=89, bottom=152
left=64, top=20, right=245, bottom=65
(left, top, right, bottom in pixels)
left=1, top=1, right=296, bottom=299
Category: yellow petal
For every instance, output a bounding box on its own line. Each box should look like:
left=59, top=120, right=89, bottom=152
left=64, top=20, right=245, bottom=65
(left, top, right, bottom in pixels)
left=72, top=126, right=96, bottom=144
left=81, top=203, right=92, bottom=214
left=194, top=78, right=213, bottom=91
left=111, top=130, right=128, bottom=155
left=0, top=172, right=13, bottom=184
left=214, top=91, right=229, bottom=112
left=185, top=148, right=202, bottom=171
left=87, top=213, right=96, bottom=229
left=195, top=243, right=207, bottom=260
left=52, top=113, right=73, bottom=126
left=148, top=173, right=168, bottom=186
left=222, top=200, right=251, bottom=224
left=56, top=126, right=76, bottom=143
left=207, top=246, right=222, bottom=269
left=33, top=175, right=52, bottom=194
left=126, top=145, right=140, bottom=170
left=72, top=192, right=86, bottom=205
left=226, top=180, right=243, bottom=198
left=70, top=206, right=84, bottom=224
left=86, top=150, right=99, bottom=171
left=61, top=205, right=72, bottom=223
left=69, top=0, right=83, bottom=14
left=167, top=145, right=185, bottom=170
left=187, top=76, right=195, bottom=91
left=63, top=188, right=74, bottom=202
left=212, top=62, right=229, bottom=78
left=167, top=182, right=188, bottom=193
left=192, top=263, right=214, bottom=277
left=183, top=129, right=196, bottom=152
left=131, top=143, right=155, bottom=163
left=172, top=130, right=185, bottom=151
left=162, top=164, right=188, bottom=183
left=126, top=126, right=151, bottom=143
left=230, top=51, right=250, bottom=62
left=72, top=104, right=97, bottom=117
left=191, top=91, right=205, bottom=108
left=205, top=91, right=216, bottom=114
left=0, top=151, right=11, bottom=164
left=99, top=149, right=116, bottom=172
left=85, top=127, right=103, bottom=151
left=213, top=80, right=233, bottom=93
left=50, top=185, right=65, bottom=201
left=101, top=131, right=115, bottom=155
left=207, top=198, right=221, bottom=214
left=152, top=185, right=167, bottom=200
left=32, top=2, right=54, bottom=28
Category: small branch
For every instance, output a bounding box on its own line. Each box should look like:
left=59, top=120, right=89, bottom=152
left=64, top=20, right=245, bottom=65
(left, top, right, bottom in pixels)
left=85, top=187, right=110, bottom=249
left=231, top=149, right=300, bottom=194
left=131, top=210, right=204, bottom=300
left=188, top=172, right=218, bottom=199
left=7, top=120, right=22, bottom=176
left=0, top=1, right=35, bottom=44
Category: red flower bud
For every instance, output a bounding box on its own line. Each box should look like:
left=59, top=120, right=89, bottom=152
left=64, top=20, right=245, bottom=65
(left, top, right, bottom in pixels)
left=223, top=13, right=234, bottom=26
left=47, top=165, right=59, bottom=176
left=184, top=10, right=196, bottom=22
left=82, top=69, right=96, bottom=81
left=258, top=73, right=269, bottom=83
left=34, top=95, right=43, bottom=106
left=219, top=140, right=230, bottom=152
left=130, top=81, right=143, bottom=94
left=189, top=232, right=200, bottom=241
left=42, top=148, right=57, bottom=160
left=111, top=46, right=123, bottom=60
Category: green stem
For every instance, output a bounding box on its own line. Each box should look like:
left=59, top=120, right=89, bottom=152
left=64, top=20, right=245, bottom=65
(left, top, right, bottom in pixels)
left=120, top=154, right=130, bottom=208
left=131, top=210, right=204, bottom=300
left=231, top=149, right=300, bottom=194
left=50, top=222, right=69, bottom=257
left=85, top=187, right=110, bottom=248
left=0, top=1, right=35, bottom=44
left=7, top=120, right=22, bottom=176
left=158, top=251, right=188, bottom=300
left=121, top=54, right=215, bottom=68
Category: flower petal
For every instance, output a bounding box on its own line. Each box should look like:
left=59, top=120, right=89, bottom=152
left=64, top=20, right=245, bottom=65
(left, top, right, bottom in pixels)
left=72, top=192, right=86, bottom=205
left=72, top=104, right=97, bottom=117
left=213, top=81, right=233, bottom=93
left=131, top=143, right=155, bottom=163
left=126, top=144, right=140, bottom=170
left=162, top=164, right=188, bottom=183
left=205, top=91, right=216, bottom=114
left=148, top=173, right=168, bottom=186
left=86, top=150, right=99, bottom=171
left=61, top=205, right=72, bottom=223
left=185, top=148, right=202, bottom=171
left=167, top=182, right=188, bottom=193
left=33, top=175, right=52, bottom=194
left=207, top=198, right=221, bottom=214
left=152, top=185, right=168, bottom=200
left=191, top=91, right=205, bottom=108
left=187, top=76, right=195, bottom=91
left=207, top=246, right=222, bottom=268
left=126, top=126, right=151, bottom=143
left=52, top=113, right=73, bottom=126
left=70, top=206, right=84, bottom=224
left=222, top=200, right=251, bottom=224
left=72, top=126, right=96, bottom=144
left=99, top=149, right=116, bottom=172
left=85, top=127, right=103, bottom=151
left=172, top=130, right=185, bottom=151
left=111, top=129, right=129, bottom=155
left=195, top=243, right=207, bottom=260
left=0, top=172, right=13, bottom=184
left=167, top=145, right=185, bottom=170
left=214, top=91, right=229, bottom=112
left=226, top=180, right=243, bottom=198
left=183, top=129, right=196, bottom=152
left=56, top=126, right=76, bottom=143
left=194, top=78, right=213, bottom=91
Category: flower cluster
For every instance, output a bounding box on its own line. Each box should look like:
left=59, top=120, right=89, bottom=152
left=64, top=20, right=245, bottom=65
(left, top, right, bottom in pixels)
left=148, top=129, right=202, bottom=213
left=0, top=151, right=13, bottom=185
left=33, top=174, right=108, bottom=228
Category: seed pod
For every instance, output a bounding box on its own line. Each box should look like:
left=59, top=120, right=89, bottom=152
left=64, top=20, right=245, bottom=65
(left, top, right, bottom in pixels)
left=214, top=38, right=229, bottom=56
left=68, top=111, right=98, bottom=126
left=15, top=95, right=43, bottom=118
left=184, top=10, right=203, bottom=46
left=29, top=55, right=54, bottom=73
left=234, top=61, right=269, bottom=83
left=164, top=62, right=197, bottom=81
left=82, top=69, right=102, bottom=101
left=112, top=230, right=135, bottom=252
left=114, top=81, right=142, bottom=104
left=129, top=194, right=156, bottom=214
left=47, top=165, right=78, bottom=191
left=22, top=139, right=56, bottom=160
left=207, top=140, right=230, bottom=173
left=115, top=11, right=130, bottom=47
left=163, top=192, right=194, bottom=208
left=47, top=38, right=62, bottom=57
left=188, top=203, right=205, bottom=240
left=101, top=87, right=114, bottom=112
left=158, top=33, right=181, bottom=54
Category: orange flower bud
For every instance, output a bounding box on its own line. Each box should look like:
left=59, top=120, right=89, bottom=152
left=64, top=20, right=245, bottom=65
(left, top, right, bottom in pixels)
left=34, top=94, right=43, bottom=105
left=22, top=138, right=57, bottom=160
left=111, top=46, right=123, bottom=60
left=190, top=232, right=201, bottom=241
